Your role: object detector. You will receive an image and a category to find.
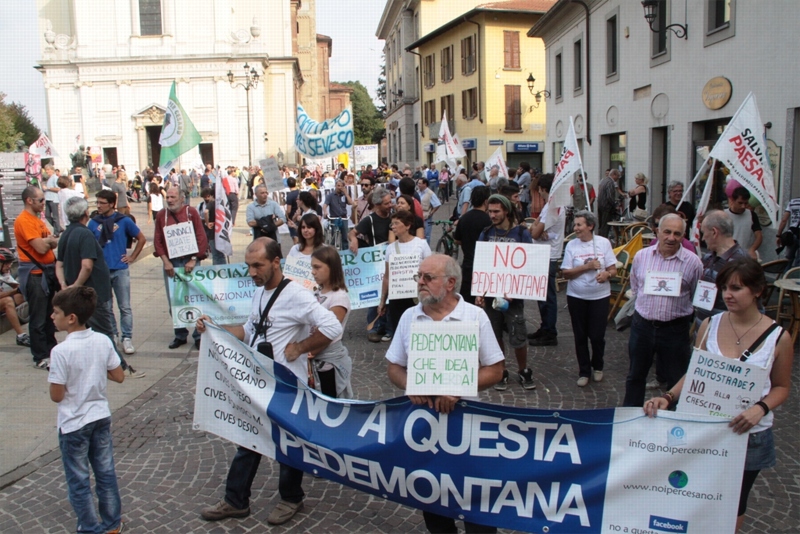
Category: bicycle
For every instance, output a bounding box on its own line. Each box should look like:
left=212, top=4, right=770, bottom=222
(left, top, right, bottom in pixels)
left=325, top=217, right=348, bottom=250
left=433, top=220, right=460, bottom=260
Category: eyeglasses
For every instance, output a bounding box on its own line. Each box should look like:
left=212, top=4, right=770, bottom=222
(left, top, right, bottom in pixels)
left=32, top=198, right=45, bottom=203
left=360, top=183, right=372, bottom=187
left=413, top=273, right=447, bottom=284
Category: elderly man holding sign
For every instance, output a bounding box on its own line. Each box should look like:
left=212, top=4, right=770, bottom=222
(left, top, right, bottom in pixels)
left=154, top=187, right=207, bottom=349
left=386, top=254, right=504, bottom=534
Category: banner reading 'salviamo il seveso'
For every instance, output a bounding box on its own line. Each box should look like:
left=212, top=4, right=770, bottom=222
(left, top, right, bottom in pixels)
left=195, top=325, right=748, bottom=534
left=294, top=104, right=354, bottom=159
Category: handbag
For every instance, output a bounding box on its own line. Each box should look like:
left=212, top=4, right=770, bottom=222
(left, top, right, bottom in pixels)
left=632, top=207, right=649, bottom=221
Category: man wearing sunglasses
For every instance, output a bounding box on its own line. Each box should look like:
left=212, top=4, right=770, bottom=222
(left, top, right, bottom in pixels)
left=352, top=177, right=374, bottom=225
left=387, top=254, right=504, bottom=533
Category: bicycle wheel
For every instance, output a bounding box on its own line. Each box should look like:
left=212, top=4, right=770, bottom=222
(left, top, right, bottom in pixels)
left=435, top=236, right=457, bottom=259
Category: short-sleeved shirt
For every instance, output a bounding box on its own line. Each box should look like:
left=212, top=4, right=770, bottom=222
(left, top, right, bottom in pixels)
left=324, top=192, right=349, bottom=218
left=45, top=174, right=59, bottom=202
left=15, top=210, right=56, bottom=272
left=355, top=212, right=391, bottom=246
left=479, top=224, right=533, bottom=244
left=536, top=202, right=566, bottom=259
left=725, top=208, right=761, bottom=251
left=57, top=223, right=112, bottom=303
left=317, top=288, right=350, bottom=344
left=561, top=236, right=616, bottom=300
left=245, top=199, right=286, bottom=228
left=385, top=237, right=432, bottom=297
left=112, top=181, right=128, bottom=208
left=88, top=214, right=142, bottom=271
left=48, top=329, right=119, bottom=433
left=385, top=295, right=504, bottom=402
left=695, top=243, right=748, bottom=322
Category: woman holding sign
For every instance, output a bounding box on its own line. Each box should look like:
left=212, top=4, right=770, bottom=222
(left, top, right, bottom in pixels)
left=379, top=210, right=432, bottom=342
left=645, top=258, right=793, bottom=532
left=287, top=213, right=324, bottom=258
left=309, top=245, right=353, bottom=398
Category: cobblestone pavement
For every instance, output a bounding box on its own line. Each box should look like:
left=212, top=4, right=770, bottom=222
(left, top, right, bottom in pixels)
left=0, top=219, right=797, bottom=533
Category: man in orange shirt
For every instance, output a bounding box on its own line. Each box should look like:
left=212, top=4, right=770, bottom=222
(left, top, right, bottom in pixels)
left=15, top=186, right=59, bottom=369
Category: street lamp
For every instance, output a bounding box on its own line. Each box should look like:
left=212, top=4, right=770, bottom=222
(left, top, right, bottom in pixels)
left=641, top=0, right=687, bottom=39
left=227, top=62, right=261, bottom=167
left=526, top=73, right=551, bottom=109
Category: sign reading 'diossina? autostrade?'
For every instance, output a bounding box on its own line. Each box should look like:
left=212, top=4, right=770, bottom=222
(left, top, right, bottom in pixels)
left=194, top=325, right=747, bottom=534
left=169, top=264, right=256, bottom=328
left=405, top=321, right=479, bottom=397
left=678, top=348, right=769, bottom=419
left=471, top=242, right=550, bottom=300
left=388, top=253, right=420, bottom=300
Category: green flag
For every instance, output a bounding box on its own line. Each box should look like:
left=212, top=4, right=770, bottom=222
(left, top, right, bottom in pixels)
left=158, top=81, right=202, bottom=169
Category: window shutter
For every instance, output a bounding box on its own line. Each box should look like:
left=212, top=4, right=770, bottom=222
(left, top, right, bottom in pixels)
left=503, top=31, right=512, bottom=67
left=511, top=32, right=520, bottom=68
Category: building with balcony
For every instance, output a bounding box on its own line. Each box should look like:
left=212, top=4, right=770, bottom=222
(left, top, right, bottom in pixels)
left=529, top=0, right=800, bottom=258
left=407, top=0, right=555, bottom=171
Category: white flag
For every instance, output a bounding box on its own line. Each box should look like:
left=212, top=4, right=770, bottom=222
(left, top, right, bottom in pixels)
left=214, top=174, right=233, bottom=257
left=708, top=92, right=779, bottom=226
left=435, top=111, right=466, bottom=165
left=29, top=133, right=59, bottom=159
left=550, top=116, right=583, bottom=208
left=485, top=146, right=510, bottom=178
left=689, top=158, right=716, bottom=254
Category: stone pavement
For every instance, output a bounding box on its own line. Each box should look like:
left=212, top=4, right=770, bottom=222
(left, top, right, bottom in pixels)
left=0, top=196, right=797, bottom=533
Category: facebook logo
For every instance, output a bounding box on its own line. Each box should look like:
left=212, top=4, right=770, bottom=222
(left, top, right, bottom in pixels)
left=649, top=515, right=689, bottom=532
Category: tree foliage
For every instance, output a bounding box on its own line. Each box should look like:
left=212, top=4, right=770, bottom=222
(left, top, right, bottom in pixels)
left=338, top=81, right=385, bottom=145
left=376, top=57, right=386, bottom=119
left=0, top=93, right=23, bottom=152
left=9, top=102, right=40, bottom=146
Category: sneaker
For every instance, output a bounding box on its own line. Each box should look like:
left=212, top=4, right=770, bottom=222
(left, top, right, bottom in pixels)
left=493, top=370, right=509, bottom=391
left=592, top=370, right=604, bottom=383
left=34, top=358, right=50, bottom=371
left=529, top=333, right=558, bottom=347
left=267, top=500, right=304, bottom=525
left=577, top=376, right=590, bottom=387
left=518, top=368, right=536, bottom=390
left=367, top=332, right=383, bottom=343
left=125, top=366, right=146, bottom=379
left=381, top=334, right=393, bottom=342
left=527, top=328, right=545, bottom=340
left=122, top=338, right=135, bottom=355
left=646, top=379, right=666, bottom=390
left=200, top=499, right=250, bottom=521
left=107, top=520, right=126, bottom=533
left=16, top=333, right=31, bottom=347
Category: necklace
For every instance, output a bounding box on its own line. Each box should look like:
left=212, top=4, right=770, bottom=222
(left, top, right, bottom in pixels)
left=728, top=312, right=763, bottom=345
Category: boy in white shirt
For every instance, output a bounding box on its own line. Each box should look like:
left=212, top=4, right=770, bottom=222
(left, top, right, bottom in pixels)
left=48, top=286, right=125, bottom=534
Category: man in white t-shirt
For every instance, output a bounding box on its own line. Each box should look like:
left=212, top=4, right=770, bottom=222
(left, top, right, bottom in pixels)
left=386, top=253, right=503, bottom=534
left=197, top=237, right=342, bottom=527
left=528, top=174, right=565, bottom=347
left=725, top=186, right=762, bottom=259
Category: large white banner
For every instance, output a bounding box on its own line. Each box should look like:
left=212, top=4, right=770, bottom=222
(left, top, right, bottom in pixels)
left=709, top=92, right=780, bottom=226
left=195, top=325, right=747, bottom=533
left=295, top=104, right=355, bottom=159
left=485, top=146, right=510, bottom=179
left=551, top=116, right=584, bottom=208
left=471, top=242, right=550, bottom=300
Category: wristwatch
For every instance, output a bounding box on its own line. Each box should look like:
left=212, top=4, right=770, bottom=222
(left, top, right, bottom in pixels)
left=190, top=256, right=198, bottom=261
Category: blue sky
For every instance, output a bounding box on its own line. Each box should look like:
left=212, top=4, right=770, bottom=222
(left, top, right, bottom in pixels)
left=0, top=0, right=386, bottom=131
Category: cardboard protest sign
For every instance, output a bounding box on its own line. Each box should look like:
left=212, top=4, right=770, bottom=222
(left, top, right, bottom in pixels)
left=164, top=221, right=199, bottom=259
left=259, top=156, right=283, bottom=191
left=471, top=242, right=550, bottom=300
left=678, top=348, right=769, bottom=419
left=405, top=321, right=479, bottom=397
left=284, top=254, right=317, bottom=291
left=388, top=253, right=420, bottom=300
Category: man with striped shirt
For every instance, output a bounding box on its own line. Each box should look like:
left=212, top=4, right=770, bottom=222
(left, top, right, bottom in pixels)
left=623, top=213, right=702, bottom=406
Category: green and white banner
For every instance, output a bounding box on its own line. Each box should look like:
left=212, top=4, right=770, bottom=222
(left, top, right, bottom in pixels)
left=159, top=81, right=202, bottom=174
left=169, top=264, right=256, bottom=329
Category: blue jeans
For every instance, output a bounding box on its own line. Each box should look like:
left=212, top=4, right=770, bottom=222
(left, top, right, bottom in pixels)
left=163, top=257, right=201, bottom=343
left=109, top=269, right=133, bottom=340
left=536, top=260, right=559, bottom=334
left=367, top=305, right=388, bottom=335
left=59, top=417, right=122, bottom=534
left=329, top=217, right=349, bottom=250
left=623, top=312, right=692, bottom=407
left=87, top=299, right=130, bottom=371
left=225, top=447, right=304, bottom=509
left=424, top=217, right=434, bottom=244
left=207, top=233, right=228, bottom=265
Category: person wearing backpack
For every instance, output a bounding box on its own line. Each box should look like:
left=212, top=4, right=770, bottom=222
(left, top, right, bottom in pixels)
left=88, top=189, right=147, bottom=355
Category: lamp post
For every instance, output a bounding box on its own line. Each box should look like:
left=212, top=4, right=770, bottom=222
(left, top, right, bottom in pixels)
left=227, top=63, right=260, bottom=167
left=526, top=73, right=551, bottom=110
left=641, top=0, right=687, bottom=39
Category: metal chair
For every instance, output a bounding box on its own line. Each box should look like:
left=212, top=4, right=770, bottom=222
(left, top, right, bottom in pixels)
left=761, top=258, right=789, bottom=317
left=776, top=266, right=800, bottom=326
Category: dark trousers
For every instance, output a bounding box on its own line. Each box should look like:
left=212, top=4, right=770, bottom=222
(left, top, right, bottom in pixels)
left=228, top=194, right=239, bottom=226
left=25, top=274, right=57, bottom=363
left=388, top=298, right=415, bottom=337
left=598, top=209, right=615, bottom=240
left=460, top=269, right=476, bottom=305
left=87, top=299, right=130, bottom=371
left=623, top=312, right=692, bottom=407
left=567, top=295, right=609, bottom=377
left=536, top=260, right=559, bottom=334
left=422, top=511, right=496, bottom=533
left=224, top=447, right=304, bottom=509
left=45, top=200, right=62, bottom=234
left=163, top=257, right=201, bottom=343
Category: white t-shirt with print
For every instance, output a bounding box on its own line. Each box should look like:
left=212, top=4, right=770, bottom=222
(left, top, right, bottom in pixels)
left=561, top=236, right=617, bottom=300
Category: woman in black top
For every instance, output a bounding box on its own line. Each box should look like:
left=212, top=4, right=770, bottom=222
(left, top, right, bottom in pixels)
left=628, top=173, right=648, bottom=212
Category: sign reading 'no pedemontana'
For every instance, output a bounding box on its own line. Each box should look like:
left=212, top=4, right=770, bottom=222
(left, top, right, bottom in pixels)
left=406, top=321, right=479, bottom=397
left=471, top=242, right=550, bottom=300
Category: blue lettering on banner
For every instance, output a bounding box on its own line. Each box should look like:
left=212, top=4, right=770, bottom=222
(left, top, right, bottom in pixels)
left=649, top=515, right=689, bottom=532
left=295, top=105, right=355, bottom=158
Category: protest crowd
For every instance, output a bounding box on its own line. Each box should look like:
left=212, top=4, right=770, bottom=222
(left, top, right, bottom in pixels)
left=8, top=147, right=797, bottom=534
